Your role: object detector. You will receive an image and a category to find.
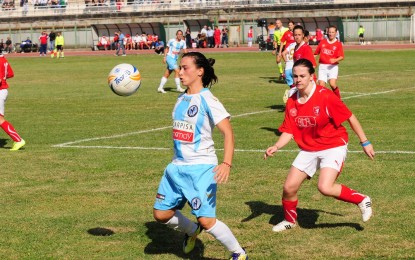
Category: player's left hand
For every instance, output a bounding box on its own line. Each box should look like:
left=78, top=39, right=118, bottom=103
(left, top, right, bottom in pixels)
left=363, top=144, right=375, bottom=160
left=213, top=163, right=231, bottom=184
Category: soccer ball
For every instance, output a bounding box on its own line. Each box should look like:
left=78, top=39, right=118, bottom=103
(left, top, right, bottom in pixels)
left=108, top=63, right=141, bottom=96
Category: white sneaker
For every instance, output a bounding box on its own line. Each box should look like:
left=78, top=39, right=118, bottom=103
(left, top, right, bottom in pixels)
left=177, top=87, right=185, bottom=93
left=272, top=220, right=296, bottom=232
left=358, top=196, right=372, bottom=222
left=157, top=88, right=166, bottom=94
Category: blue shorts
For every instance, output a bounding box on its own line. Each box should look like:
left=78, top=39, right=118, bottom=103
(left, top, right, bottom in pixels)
left=285, top=68, right=293, bottom=86
left=154, top=163, right=217, bottom=218
left=166, top=56, right=179, bottom=71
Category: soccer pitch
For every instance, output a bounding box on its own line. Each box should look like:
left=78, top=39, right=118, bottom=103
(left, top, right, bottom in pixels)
left=1, top=50, right=414, bottom=259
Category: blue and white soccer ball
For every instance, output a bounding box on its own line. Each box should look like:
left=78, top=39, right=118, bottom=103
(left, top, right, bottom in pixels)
left=108, top=63, right=141, bottom=96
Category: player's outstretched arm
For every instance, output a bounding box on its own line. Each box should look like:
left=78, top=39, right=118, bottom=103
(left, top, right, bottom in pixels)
left=348, top=114, right=375, bottom=159
left=213, top=118, right=234, bottom=184
left=264, top=132, right=293, bottom=160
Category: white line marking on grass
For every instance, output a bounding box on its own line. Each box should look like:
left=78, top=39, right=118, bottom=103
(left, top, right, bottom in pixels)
left=53, top=87, right=414, bottom=152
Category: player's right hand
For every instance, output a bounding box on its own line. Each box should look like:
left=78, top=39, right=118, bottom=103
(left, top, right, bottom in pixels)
left=264, top=145, right=278, bottom=159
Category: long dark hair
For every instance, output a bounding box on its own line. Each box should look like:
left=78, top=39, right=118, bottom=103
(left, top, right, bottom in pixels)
left=182, top=52, right=218, bottom=88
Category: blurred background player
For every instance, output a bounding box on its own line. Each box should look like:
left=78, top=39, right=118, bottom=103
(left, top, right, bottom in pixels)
left=358, top=25, right=365, bottom=45
left=314, top=25, right=344, bottom=99
left=157, top=30, right=187, bottom=94
left=153, top=52, right=248, bottom=260
left=247, top=26, right=253, bottom=47
left=281, top=39, right=295, bottom=103
left=52, top=32, right=65, bottom=58
left=0, top=53, right=25, bottom=151
left=273, top=19, right=289, bottom=80
left=264, top=58, right=374, bottom=233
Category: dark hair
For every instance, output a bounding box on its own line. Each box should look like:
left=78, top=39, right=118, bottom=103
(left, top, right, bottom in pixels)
left=176, top=30, right=183, bottom=35
left=328, top=25, right=338, bottom=31
left=293, top=25, right=304, bottom=33
left=293, top=58, right=315, bottom=75
left=182, top=52, right=218, bottom=88
left=304, top=30, right=309, bottom=37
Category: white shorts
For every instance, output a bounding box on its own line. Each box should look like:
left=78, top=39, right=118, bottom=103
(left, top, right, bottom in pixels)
left=0, top=89, right=8, bottom=116
left=318, top=63, right=339, bottom=83
left=292, top=145, right=347, bottom=178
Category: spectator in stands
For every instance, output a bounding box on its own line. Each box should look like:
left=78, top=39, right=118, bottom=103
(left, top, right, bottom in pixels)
left=154, top=38, right=164, bottom=55
left=39, top=31, right=48, bottom=56
left=20, top=37, right=32, bottom=52
left=315, top=27, right=324, bottom=45
left=5, top=37, right=12, bottom=53
left=115, top=31, right=126, bottom=56
left=268, top=22, right=276, bottom=42
left=221, top=26, right=228, bottom=48
left=99, top=35, right=110, bottom=50
left=111, top=32, right=119, bottom=50
left=185, top=28, right=192, bottom=49
left=124, top=34, right=133, bottom=50
left=207, top=26, right=214, bottom=48
left=214, top=25, right=221, bottom=48
left=151, top=34, right=159, bottom=49
left=133, top=33, right=141, bottom=50
left=49, top=31, right=56, bottom=53
left=116, top=0, right=122, bottom=11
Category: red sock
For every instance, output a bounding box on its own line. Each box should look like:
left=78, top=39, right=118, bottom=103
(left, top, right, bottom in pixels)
left=0, top=121, right=22, bottom=142
left=332, top=87, right=341, bottom=99
left=282, top=199, right=298, bottom=223
left=337, top=185, right=365, bottom=204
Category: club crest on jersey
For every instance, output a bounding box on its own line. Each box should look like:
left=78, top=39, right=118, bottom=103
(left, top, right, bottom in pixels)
left=313, top=106, right=320, bottom=116
left=190, top=197, right=202, bottom=210
left=187, top=105, right=198, bottom=117
left=173, top=120, right=195, bottom=142
left=290, top=108, right=297, bottom=117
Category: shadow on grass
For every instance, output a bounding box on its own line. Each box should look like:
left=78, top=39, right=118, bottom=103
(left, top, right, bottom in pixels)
left=242, top=201, right=364, bottom=231
left=260, top=127, right=282, bottom=137
left=266, top=104, right=285, bottom=113
left=144, top=221, right=222, bottom=260
left=87, top=227, right=115, bottom=236
left=259, top=76, right=286, bottom=84
left=0, top=138, right=9, bottom=149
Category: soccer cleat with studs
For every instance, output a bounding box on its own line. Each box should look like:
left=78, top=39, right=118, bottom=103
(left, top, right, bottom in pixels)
left=358, top=196, right=372, bottom=222
left=229, top=248, right=248, bottom=260
left=272, top=220, right=297, bottom=232
left=183, top=223, right=203, bottom=254
left=10, top=139, right=26, bottom=151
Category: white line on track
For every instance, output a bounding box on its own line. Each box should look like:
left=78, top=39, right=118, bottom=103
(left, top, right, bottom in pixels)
left=53, top=87, right=415, bottom=155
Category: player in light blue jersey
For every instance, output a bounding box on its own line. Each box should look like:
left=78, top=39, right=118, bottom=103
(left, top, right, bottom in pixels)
left=157, top=30, right=188, bottom=94
left=153, top=52, right=248, bottom=260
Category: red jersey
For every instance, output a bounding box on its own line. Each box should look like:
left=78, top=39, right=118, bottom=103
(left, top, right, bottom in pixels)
left=314, top=38, right=344, bottom=65
left=0, top=55, right=14, bottom=90
left=248, top=29, right=253, bottom=38
left=39, top=34, right=48, bottom=45
left=279, top=84, right=352, bottom=151
left=293, top=42, right=317, bottom=67
left=280, top=30, right=294, bottom=47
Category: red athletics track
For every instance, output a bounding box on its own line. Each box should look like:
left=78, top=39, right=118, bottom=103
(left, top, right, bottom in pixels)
left=4, top=43, right=414, bottom=58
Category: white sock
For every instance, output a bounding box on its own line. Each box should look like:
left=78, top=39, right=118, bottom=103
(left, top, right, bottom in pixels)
left=159, top=77, right=167, bottom=89
left=165, top=210, right=198, bottom=235
left=174, top=78, right=181, bottom=89
left=205, top=219, right=245, bottom=254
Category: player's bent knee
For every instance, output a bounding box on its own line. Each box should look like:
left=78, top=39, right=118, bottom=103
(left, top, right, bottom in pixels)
left=317, top=184, right=335, bottom=197
left=197, top=217, right=216, bottom=230
left=153, top=209, right=175, bottom=223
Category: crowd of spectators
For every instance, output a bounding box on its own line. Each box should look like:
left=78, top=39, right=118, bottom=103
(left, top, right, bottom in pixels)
left=97, top=32, right=160, bottom=51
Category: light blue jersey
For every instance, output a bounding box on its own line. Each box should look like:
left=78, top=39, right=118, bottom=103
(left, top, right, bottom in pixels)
left=154, top=88, right=230, bottom=217
left=165, top=38, right=186, bottom=70
left=172, top=88, right=230, bottom=165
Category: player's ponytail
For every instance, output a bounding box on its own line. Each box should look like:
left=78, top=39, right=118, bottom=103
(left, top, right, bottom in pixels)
left=182, top=52, right=218, bottom=88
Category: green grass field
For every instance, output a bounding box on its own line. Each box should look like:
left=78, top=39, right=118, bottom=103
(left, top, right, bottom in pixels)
left=1, top=50, right=414, bottom=259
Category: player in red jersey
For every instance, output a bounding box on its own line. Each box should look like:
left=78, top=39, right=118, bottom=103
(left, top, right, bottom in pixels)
left=0, top=54, right=25, bottom=151
left=314, top=25, right=344, bottom=99
left=264, top=59, right=374, bottom=232
left=293, top=26, right=316, bottom=67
